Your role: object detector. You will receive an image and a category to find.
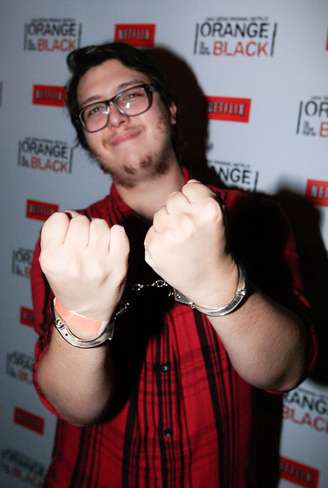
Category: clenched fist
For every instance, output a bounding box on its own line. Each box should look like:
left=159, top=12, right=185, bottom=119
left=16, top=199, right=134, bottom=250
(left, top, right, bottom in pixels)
left=144, top=180, right=238, bottom=308
left=39, top=212, right=129, bottom=322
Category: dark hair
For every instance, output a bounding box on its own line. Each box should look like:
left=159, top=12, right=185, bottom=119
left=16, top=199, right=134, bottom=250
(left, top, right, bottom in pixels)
left=66, top=42, right=177, bottom=153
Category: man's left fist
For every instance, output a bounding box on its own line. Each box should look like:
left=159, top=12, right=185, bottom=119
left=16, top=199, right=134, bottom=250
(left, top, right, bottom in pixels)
left=144, top=180, right=237, bottom=307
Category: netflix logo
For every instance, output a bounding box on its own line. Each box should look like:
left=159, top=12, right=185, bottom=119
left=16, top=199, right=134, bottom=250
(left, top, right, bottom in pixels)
left=305, top=179, right=328, bottom=207
left=114, top=23, right=156, bottom=47
left=207, top=96, right=251, bottom=122
left=33, top=84, right=66, bottom=107
left=14, top=407, right=44, bottom=435
left=26, top=199, right=58, bottom=221
left=280, top=456, right=319, bottom=488
left=20, top=306, right=34, bottom=327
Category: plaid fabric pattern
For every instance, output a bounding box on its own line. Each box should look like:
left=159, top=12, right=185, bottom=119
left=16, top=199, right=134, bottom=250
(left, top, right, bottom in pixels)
left=31, top=169, right=316, bottom=488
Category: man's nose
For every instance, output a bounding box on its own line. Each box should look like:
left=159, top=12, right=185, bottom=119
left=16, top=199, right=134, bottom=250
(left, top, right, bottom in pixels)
left=107, top=102, right=128, bottom=127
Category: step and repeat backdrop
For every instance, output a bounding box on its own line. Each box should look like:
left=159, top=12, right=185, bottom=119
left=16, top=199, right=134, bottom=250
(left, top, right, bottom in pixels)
left=1, top=0, right=327, bottom=486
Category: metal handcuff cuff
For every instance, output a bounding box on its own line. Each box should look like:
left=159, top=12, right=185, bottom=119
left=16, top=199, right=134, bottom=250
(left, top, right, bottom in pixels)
left=53, top=299, right=117, bottom=349
left=173, top=263, right=247, bottom=316
left=53, top=264, right=247, bottom=349
left=54, top=310, right=115, bottom=349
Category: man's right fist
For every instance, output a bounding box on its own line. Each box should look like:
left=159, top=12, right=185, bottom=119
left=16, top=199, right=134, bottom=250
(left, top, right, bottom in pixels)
left=39, top=212, right=129, bottom=322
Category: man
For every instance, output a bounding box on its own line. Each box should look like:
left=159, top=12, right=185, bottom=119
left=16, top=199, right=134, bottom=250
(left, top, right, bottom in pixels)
left=31, top=42, right=316, bottom=487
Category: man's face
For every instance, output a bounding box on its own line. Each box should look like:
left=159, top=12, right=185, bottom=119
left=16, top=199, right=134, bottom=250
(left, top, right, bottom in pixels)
left=77, top=59, right=177, bottom=187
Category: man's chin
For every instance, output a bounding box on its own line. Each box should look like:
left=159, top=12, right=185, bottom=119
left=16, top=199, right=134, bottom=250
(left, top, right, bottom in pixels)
left=98, top=142, right=173, bottom=185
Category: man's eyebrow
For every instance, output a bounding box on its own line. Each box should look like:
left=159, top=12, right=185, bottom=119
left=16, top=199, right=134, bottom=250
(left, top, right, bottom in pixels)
left=116, top=79, right=147, bottom=91
left=79, top=79, right=147, bottom=108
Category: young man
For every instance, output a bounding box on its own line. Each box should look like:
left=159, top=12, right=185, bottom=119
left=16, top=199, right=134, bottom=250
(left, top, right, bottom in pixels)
left=31, top=42, right=316, bottom=487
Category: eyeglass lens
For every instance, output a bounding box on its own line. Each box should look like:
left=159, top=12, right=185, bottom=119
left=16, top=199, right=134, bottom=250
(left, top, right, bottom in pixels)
left=80, top=85, right=152, bottom=132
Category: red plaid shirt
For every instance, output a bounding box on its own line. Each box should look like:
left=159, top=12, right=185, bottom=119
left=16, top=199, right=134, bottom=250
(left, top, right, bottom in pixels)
left=31, top=169, right=316, bottom=487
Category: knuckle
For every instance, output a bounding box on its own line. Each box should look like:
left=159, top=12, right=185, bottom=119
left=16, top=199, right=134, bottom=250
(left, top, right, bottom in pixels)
left=110, top=225, right=128, bottom=247
left=145, top=238, right=157, bottom=258
left=206, top=197, right=221, bottom=214
left=39, top=252, right=59, bottom=275
left=92, top=217, right=108, bottom=227
left=180, top=214, right=194, bottom=233
left=111, top=223, right=123, bottom=232
left=166, top=191, right=180, bottom=206
left=183, top=181, right=214, bottom=201
left=144, top=252, right=152, bottom=267
left=199, top=198, right=222, bottom=222
left=74, top=215, right=89, bottom=224
left=38, top=253, right=48, bottom=272
left=41, top=212, right=65, bottom=231
left=110, top=224, right=124, bottom=239
left=48, top=211, right=65, bottom=222
left=183, top=180, right=201, bottom=191
left=152, top=212, right=161, bottom=228
left=153, top=208, right=168, bottom=229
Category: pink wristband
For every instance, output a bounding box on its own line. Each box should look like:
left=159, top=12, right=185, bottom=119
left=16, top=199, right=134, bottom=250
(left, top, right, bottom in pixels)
left=53, top=298, right=108, bottom=337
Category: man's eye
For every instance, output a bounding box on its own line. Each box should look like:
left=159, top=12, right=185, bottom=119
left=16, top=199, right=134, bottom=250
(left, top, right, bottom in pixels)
left=85, top=104, right=105, bottom=119
left=128, top=90, right=143, bottom=98
left=120, top=89, right=144, bottom=104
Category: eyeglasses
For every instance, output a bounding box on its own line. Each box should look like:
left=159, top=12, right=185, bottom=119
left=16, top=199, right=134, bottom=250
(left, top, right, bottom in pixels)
left=78, top=83, right=156, bottom=133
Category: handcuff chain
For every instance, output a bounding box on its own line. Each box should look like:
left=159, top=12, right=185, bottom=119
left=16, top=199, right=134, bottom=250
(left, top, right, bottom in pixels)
left=112, top=279, right=174, bottom=322
left=131, top=279, right=171, bottom=292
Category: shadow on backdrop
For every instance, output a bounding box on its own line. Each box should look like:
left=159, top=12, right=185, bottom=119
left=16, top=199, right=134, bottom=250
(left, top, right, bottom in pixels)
left=145, top=44, right=328, bottom=486
left=276, top=190, right=328, bottom=385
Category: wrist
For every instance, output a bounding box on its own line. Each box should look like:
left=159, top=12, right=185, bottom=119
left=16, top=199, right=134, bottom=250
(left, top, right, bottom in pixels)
left=53, top=298, right=109, bottom=340
left=174, top=263, right=248, bottom=317
left=186, top=258, right=239, bottom=309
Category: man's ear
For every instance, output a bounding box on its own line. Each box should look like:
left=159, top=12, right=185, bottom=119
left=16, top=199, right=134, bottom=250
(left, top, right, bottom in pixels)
left=169, top=102, right=177, bottom=125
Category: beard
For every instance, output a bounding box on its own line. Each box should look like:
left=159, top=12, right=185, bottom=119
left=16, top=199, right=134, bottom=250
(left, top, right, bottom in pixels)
left=96, top=118, right=176, bottom=188
left=105, top=141, right=174, bottom=189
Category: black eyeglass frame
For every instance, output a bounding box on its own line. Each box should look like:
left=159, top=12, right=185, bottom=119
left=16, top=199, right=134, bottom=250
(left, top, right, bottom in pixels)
left=77, top=83, right=157, bottom=133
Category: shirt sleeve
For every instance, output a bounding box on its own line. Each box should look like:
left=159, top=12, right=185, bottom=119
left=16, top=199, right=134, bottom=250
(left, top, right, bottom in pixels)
left=31, top=238, right=60, bottom=416
left=280, top=223, right=318, bottom=381
left=222, top=188, right=318, bottom=387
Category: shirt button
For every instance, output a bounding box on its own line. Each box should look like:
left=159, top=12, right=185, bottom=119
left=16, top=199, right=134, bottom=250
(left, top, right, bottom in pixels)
left=163, top=428, right=172, bottom=438
left=159, top=362, right=170, bottom=373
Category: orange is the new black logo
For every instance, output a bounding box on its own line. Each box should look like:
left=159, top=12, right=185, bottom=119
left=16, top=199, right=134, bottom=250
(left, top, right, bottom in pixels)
left=207, top=158, right=259, bottom=191
left=0, top=449, right=45, bottom=486
left=18, top=137, right=73, bottom=174
left=284, top=387, right=328, bottom=434
left=7, top=351, right=34, bottom=384
left=296, top=96, right=328, bottom=138
left=24, top=18, right=82, bottom=52
left=194, top=17, right=277, bottom=57
left=12, top=248, right=33, bottom=279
